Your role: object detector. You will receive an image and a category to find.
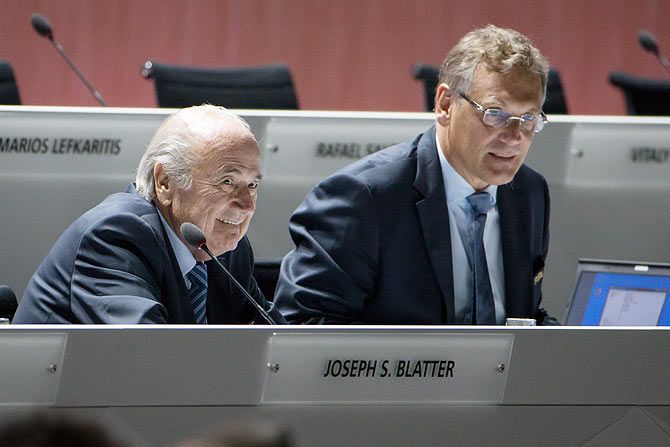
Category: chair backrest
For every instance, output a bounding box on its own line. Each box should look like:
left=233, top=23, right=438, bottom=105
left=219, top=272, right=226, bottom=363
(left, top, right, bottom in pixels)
left=141, top=61, right=299, bottom=109
left=544, top=68, right=568, bottom=114
left=0, top=285, right=18, bottom=322
left=253, top=258, right=283, bottom=301
left=412, top=63, right=568, bottom=114
left=0, top=60, right=21, bottom=105
left=608, top=71, right=670, bottom=115
left=412, top=63, right=440, bottom=111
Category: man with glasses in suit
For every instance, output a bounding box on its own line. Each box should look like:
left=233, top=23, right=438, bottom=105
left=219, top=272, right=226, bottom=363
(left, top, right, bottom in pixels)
left=275, top=25, right=558, bottom=325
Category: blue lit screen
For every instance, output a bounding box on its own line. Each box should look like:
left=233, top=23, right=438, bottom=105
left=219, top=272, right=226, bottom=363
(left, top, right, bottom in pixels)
left=580, top=273, right=670, bottom=326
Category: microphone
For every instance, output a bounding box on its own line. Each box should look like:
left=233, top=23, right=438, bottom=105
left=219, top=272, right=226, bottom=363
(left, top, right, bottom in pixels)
left=637, top=29, right=670, bottom=74
left=0, top=285, right=18, bottom=323
left=31, top=13, right=53, bottom=39
left=30, top=13, right=108, bottom=106
left=180, top=222, right=277, bottom=325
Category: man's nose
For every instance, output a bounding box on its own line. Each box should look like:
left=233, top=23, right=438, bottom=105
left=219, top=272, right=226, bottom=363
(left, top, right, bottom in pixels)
left=233, top=187, right=256, bottom=211
left=498, top=119, right=524, bottom=144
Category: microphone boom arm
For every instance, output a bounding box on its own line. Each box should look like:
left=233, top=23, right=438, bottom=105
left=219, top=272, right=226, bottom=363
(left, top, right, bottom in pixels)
left=180, top=221, right=277, bottom=325
left=30, top=12, right=108, bottom=106
left=50, top=40, right=108, bottom=106
left=199, top=243, right=277, bottom=325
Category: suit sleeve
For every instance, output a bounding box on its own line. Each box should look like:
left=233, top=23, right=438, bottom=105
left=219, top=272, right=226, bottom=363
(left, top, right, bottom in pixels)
left=274, top=174, right=379, bottom=324
left=70, top=214, right=169, bottom=323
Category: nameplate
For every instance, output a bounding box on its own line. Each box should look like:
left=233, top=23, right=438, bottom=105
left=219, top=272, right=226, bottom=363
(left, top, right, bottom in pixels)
left=261, top=332, right=513, bottom=405
left=0, top=110, right=155, bottom=176
left=569, top=122, right=670, bottom=187
left=0, top=332, right=67, bottom=405
left=262, top=115, right=429, bottom=178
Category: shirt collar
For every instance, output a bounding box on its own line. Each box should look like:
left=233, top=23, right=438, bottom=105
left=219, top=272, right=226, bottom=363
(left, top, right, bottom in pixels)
left=435, top=131, right=497, bottom=204
left=156, top=206, right=197, bottom=278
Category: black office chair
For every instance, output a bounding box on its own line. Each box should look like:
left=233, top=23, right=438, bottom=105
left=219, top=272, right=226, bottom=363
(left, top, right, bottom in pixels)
left=412, top=63, right=568, bottom=114
left=545, top=67, right=568, bottom=114
left=412, top=63, right=440, bottom=111
left=253, top=258, right=283, bottom=301
left=608, top=71, right=670, bottom=115
left=0, top=285, right=18, bottom=323
left=141, top=61, right=299, bottom=109
left=0, top=60, right=21, bottom=105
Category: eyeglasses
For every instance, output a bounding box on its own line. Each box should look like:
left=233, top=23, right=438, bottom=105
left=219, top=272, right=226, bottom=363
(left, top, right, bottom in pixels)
left=458, top=91, right=548, bottom=133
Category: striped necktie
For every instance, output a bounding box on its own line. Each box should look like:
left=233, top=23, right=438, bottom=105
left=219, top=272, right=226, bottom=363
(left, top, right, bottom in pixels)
left=466, top=192, right=496, bottom=325
left=187, top=262, right=208, bottom=324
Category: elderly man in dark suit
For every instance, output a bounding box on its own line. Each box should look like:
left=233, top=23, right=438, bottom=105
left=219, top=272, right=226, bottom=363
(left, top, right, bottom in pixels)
left=275, top=25, right=557, bottom=325
left=14, top=105, right=284, bottom=324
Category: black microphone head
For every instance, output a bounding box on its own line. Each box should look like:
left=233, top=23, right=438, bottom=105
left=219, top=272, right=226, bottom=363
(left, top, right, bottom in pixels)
left=0, top=285, right=18, bottom=320
left=638, top=29, right=659, bottom=55
left=181, top=222, right=207, bottom=248
left=31, top=13, right=53, bottom=40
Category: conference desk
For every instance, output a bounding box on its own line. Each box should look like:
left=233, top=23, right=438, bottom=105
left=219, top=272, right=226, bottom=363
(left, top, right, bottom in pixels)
left=2, top=106, right=670, bottom=319
left=0, top=326, right=668, bottom=446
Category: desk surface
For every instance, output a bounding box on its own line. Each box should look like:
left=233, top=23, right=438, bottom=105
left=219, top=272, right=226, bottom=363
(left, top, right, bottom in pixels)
left=0, top=325, right=669, bottom=446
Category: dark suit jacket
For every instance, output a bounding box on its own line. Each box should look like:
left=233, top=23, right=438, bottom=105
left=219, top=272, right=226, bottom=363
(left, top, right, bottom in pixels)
left=13, top=185, right=284, bottom=324
left=274, top=126, right=555, bottom=325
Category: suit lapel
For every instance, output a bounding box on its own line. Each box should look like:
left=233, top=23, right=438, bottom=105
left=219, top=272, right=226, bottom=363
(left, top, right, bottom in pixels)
left=414, top=127, right=456, bottom=323
left=498, top=183, right=532, bottom=318
left=153, top=206, right=197, bottom=323
left=125, top=185, right=197, bottom=323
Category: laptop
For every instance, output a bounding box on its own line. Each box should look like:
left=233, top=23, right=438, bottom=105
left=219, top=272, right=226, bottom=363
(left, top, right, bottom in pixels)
left=564, top=259, right=670, bottom=326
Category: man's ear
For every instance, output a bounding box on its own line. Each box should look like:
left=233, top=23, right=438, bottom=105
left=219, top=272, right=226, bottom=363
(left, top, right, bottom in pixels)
left=435, top=83, right=453, bottom=126
left=153, top=163, right=173, bottom=206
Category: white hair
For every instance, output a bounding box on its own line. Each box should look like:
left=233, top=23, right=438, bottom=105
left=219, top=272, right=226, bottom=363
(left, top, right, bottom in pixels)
left=135, top=104, right=254, bottom=200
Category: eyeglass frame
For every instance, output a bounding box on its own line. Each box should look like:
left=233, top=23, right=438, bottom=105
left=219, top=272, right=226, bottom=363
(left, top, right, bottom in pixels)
left=457, top=90, right=548, bottom=134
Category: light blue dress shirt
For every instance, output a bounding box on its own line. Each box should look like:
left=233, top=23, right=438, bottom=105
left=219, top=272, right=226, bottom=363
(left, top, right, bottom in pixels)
left=435, top=135, right=506, bottom=324
left=157, top=210, right=197, bottom=288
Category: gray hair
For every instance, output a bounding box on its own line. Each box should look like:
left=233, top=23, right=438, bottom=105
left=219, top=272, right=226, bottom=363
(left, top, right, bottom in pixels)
left=439, top=25, right=549, bottom=103
left=135, top=104, right=254, bottom=200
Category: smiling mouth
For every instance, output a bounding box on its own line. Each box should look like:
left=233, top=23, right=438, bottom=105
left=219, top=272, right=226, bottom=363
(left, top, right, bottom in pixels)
left=217, top=217, right=244, bottom=225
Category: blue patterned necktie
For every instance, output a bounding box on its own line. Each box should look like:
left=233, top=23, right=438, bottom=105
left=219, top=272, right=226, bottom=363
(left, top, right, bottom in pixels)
left=186, top=262, right=208, bottom=324
left=466, top=192, right=496, bottom=325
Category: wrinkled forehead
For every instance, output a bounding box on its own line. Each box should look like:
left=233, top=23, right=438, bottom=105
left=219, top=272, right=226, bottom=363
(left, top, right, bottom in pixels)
left=199, top=135, right=262, bottom=176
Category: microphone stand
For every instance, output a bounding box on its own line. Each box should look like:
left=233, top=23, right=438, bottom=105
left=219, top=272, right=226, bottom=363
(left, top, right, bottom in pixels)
left=49, top=39, right=108, bottom=106
left=199, top=243, right=277, bottom=325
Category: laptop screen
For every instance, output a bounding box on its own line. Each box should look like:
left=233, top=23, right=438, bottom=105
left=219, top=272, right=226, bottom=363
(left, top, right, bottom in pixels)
left=564, top=259, right=670, bottom=326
